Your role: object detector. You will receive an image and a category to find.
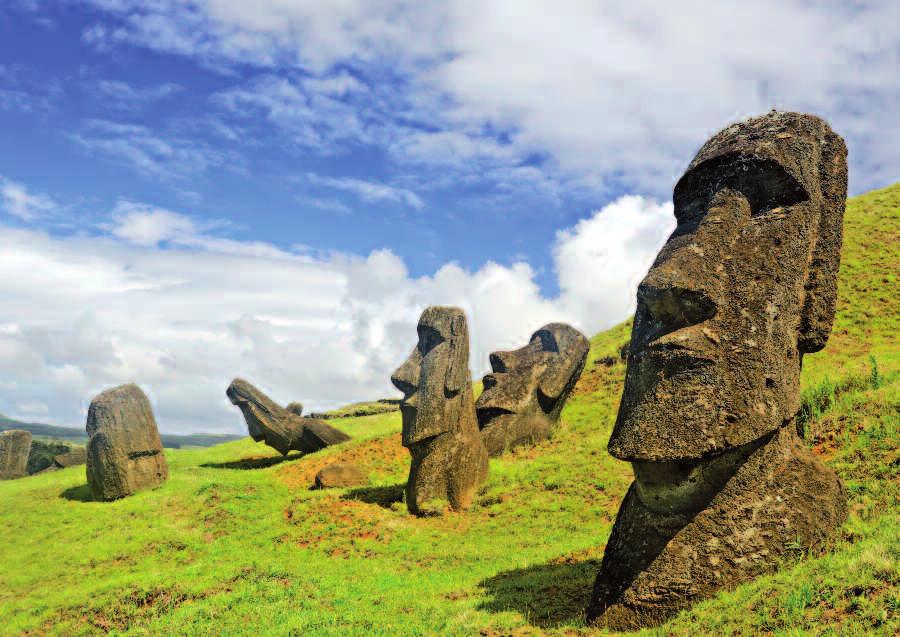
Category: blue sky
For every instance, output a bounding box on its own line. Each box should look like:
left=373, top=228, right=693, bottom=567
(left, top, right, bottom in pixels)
left=0, top=1, right=896, bottom=433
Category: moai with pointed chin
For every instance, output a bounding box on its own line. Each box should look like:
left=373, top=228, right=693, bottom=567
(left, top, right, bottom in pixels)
left=586, top=112, right=849, bottom=629
left=391, top=306, right=489, bottom=516
left=476, top=323, right=589, bottom=456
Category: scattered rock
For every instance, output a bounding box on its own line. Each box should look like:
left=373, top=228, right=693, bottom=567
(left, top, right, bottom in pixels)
left=0, top=430, right=32, bottom=480
left=391, top=306, right=488, bottom=515
left=226, top=379, right=350, bottom=455
left=476, top=323, right=589, bottom=456
left=314, top=463, right=367, bottom=489
left=587, top=111, right=849, bottom=629
left=53, top=446, right=87, bottom=468
left=86, top=384, right=168, bottom=501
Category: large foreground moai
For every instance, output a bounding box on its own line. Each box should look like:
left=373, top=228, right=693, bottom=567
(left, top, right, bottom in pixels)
left=476, top=323, right=589, bottom=456
left=391, top=306, right=489, bottom=515
left=86, top=384, right=168, bottom=501
left=226, top=379, right=350, bottom=455
left=0, top=430, right=32, bottom=479
left=586, top=112, right=849, bottom=629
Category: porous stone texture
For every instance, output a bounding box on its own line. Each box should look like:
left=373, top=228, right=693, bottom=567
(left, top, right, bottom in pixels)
left=226, top=379, right=350, bottom=455
left=54, top=447, right=87, bottom=468
left=476, top=323, right=588, bottom=456
left=314, top=463, right=367, bottom=489
left=0, top=430, right=32, bottom=479
left=86, top=384, right=168, bottom=501
left=587, top=111, right=848, bottom=629
left=391, top=306, right=488, bottom=515
left=285, top=402, right=304, bottom=417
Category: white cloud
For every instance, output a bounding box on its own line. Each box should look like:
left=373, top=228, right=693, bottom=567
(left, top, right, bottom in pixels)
left=96, top=79, right=182, bottom=106
left=0, top=177, right=57, bottom=221
left=306, top=173, right=423, bottom=209
left=0, top=193, right=671, bottom=434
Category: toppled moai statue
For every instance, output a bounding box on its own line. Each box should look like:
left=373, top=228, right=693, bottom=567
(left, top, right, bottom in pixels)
left=86, top=384, right=168, bottom=501
left=226, top=379, right=350, bottom=455
left=476, top=323, right=589, bottom=456
left=0, top=430, right=32, bottom=479
left=285, top=402, right=304, bottom=417
left=586, top=112, right=849, bottom=629
left=391, top=306, right=488, bottom=515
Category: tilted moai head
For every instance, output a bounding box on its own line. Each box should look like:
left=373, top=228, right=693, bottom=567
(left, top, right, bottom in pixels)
left=391, top=306, right=488, bottom=515
left=588, top=112, right=848, bottom=629
left=476, top=323, right=589, bottom=456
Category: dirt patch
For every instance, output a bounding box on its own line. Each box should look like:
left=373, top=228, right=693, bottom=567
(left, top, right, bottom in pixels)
left=276, top=433, right=407, bottom=489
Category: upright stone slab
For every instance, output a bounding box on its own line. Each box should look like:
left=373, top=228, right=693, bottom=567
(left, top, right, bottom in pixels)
left=476, top=323, right=589, bottom=456
left=586, top=112, right=849, bottom=629
left=391, top=306, right=488, bottom=515
left=226, top=379, right=350, bottom=455
left=0, top=430, right=32, bottom=479
left=86, top=384, right=168, bottom=501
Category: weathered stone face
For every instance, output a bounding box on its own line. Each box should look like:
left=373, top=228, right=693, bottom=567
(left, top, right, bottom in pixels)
left=391, top=306, right=488, bottom=515
left=226, top=378, right=350, bottom=455
left=588, top=112, right=848, bottom=629
left=86, top=384, right=168, bottom=501
left=0, top=430, right=32, bottom=480
left=476, top=323, right=589, bottom=456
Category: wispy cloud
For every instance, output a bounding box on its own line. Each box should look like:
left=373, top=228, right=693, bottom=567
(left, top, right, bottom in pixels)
left=306, top=173, right=423, bottom=210
left=0, top=177, right=57, bottom=221
left=96, top=79, right=182, bottom=109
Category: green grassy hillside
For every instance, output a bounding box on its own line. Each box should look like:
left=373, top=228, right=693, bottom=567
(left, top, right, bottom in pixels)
left=1, top=184, right=897, bottom=636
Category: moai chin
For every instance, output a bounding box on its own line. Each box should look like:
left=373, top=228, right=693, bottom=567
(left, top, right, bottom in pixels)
left=391, top=306, right=489, bottom=515
left=476, top=323, right=589, bottom=456
left=586, top=111, right=849, bottom=629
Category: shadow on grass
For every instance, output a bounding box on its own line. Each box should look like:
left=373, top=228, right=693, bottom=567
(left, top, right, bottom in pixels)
left=60, top=484, right=93, bottom=502
left=477, top=557, right=601, bottom=628
left=201, top=453, right=304, bottom=470
left=343, top=483, right=405, bottom=508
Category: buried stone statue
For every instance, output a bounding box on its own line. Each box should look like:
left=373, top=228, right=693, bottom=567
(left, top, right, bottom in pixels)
left=226, top=379, right=350, bottom=455
left=392, top=306, right=488, bottom=515
left=476, top=323, right=589, bottom=456
left=586, top=112, right=849, bottom=629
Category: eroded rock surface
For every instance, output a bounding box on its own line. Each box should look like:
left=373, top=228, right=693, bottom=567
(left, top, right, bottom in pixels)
left=54, top=447, right=87, bottom=468
left=391, top=306, right=488, bottom=515
left=86, top=384, right=168, bottom=501
left=587, top=111, right=849, bottom=629
left=226, top=379, right=350, bottom=455
left=0, top=430, right=32, bottom=479
left=285, top=402, right=304, bottom=417
left=314, top=463, right=367, bottom=489
left=476, top=323, right=588, bottom=456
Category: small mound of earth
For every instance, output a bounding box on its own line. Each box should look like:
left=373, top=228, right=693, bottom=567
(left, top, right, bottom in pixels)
left=277, top=433, right=406, bottom=489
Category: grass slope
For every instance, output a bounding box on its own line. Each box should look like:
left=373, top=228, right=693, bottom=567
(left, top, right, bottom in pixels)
left=1, top=184, right=897, bottom=636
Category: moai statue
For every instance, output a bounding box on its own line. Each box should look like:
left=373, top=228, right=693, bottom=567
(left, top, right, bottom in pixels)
left=0, top=430, right=32, bottom=479
left=476, top=323, right=589, bottom=456
left=86, top=384, right=168, bottom=501
left=226, top=379, right=350, bottom=455
left=586, top=112, right=849, bottom=629
left=391, top=306, right=489, bottom=515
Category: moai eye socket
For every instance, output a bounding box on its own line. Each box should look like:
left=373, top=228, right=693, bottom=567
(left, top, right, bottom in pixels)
left=417, top=325, right=445, bottom=356
left=674, top=153, right=810, bottom=222
left=534, top=329, right=559, bottom=353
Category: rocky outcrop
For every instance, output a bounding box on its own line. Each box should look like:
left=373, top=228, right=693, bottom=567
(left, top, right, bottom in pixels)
left=0, top=429, right=32, bottom=479
left=86, top=384, right=168, bottom=501
left=391, top=306, right=488, bottom=515
left=587, top=112, right=849, bottom=629
left=476, top=323, right=588, bottom=456
left=314, top=463, right=367, bottom=489
left=226, top=379, right=350, bottom=455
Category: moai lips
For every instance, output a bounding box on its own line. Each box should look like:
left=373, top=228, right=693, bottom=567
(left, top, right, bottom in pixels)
left=587, top=112, right=849, bottom=629
left=476, top=323, right=589, bottom=456
left=391, top=306, right=488, bottom=516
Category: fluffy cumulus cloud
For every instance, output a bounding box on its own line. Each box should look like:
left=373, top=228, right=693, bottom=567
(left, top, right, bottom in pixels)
left=78, top=0, right=900, bottom=194
left=0, top=194, right=671, bottom=434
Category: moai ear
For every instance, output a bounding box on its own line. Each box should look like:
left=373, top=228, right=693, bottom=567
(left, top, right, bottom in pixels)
left=444, top=312, right=469, bottom=394
left=798, top=130, right=848, bottom=354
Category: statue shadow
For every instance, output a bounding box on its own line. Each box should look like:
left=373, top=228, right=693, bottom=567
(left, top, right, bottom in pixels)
left=60, top=484, right=93, bottom=502
left=200, top=453, right=304, bottom=470
left=343, top=483, right=405, bottom=509
left=476, top=557, right=601, bottom=628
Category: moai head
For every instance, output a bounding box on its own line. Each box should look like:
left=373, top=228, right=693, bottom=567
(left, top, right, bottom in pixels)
left=391, top=306, right=470, bottom=447
left=609, top=111, right=848, bottom=467
left=226, top=378, right=280, bottom=445
left=476, top=323, right=589, bottom=452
